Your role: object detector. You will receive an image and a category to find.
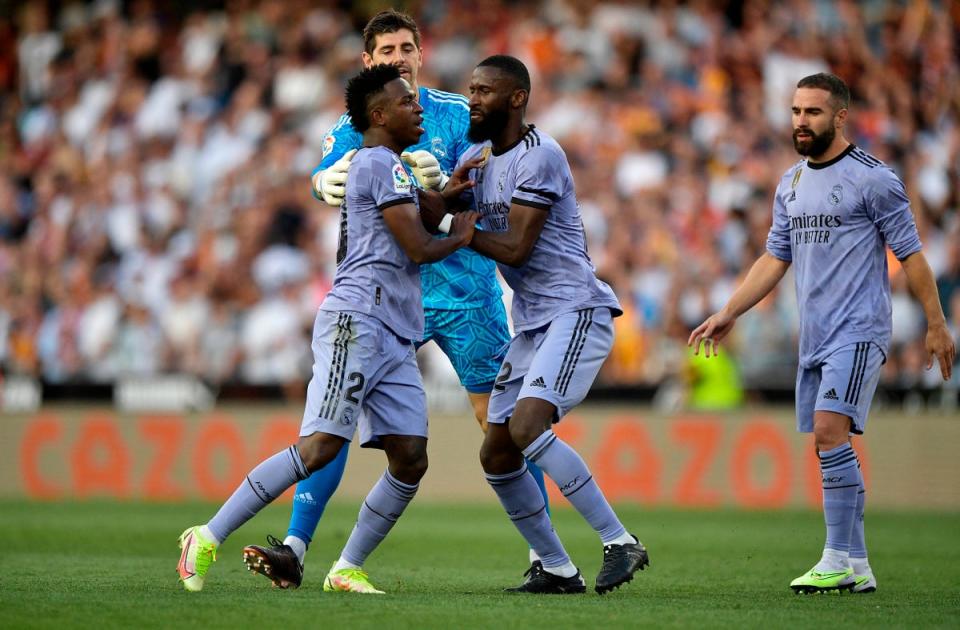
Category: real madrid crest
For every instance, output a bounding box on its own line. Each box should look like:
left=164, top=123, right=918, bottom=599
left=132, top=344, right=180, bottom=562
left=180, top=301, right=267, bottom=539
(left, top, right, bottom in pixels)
left=828, top=184, right=843, bottom=205
left=431, top=137, right=447, bottom=160
left=338, top=405, right=356, bottom=426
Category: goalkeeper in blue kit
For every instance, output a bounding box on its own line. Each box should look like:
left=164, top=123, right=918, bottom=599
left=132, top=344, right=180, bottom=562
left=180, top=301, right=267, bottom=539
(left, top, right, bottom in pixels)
left=240, top=10, right=551, bottom=589
left=690, top=73, right=955, bottom=594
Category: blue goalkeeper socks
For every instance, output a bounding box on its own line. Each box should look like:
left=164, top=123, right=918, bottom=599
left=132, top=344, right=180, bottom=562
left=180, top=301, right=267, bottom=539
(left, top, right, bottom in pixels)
left=285, top=441, right=350, bottom=545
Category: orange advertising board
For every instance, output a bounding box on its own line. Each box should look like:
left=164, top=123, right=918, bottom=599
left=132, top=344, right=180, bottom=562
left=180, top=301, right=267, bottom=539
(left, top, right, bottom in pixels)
left=3, top=405, right=957, bottom=509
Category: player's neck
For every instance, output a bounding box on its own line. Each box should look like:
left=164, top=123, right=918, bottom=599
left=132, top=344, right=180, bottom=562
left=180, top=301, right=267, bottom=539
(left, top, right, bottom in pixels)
left=363, top=130, right=404, bottom=156
left=491, top=121, right=529, bottom=155
left=807, top=137, right=851, bottom=165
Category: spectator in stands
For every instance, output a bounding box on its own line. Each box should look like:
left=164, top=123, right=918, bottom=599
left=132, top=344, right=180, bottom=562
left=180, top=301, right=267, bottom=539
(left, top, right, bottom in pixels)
left=0, top=0, right=956, bottom=403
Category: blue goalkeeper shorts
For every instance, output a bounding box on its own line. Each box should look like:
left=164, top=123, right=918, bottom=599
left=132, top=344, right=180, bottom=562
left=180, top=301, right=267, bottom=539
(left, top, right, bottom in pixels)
left=418, top=300, right=510, bottom=394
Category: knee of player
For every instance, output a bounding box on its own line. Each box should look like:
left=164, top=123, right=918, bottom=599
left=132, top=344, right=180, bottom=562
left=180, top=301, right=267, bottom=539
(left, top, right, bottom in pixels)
left=814, top=434, right=848, bottom=453
left=387, top=441, right=429, bottom=482
left=296, top=433, right=345, bottom=472
left=812, top=423, right=851, bottom=452
left=479, top=423, right=521, bottom=472
left=478, top=441, right=500, bottom=472
left=507, top=416, right=550, bottom=451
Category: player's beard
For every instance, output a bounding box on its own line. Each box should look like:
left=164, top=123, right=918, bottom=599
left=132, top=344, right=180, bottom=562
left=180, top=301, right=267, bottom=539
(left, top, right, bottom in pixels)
left=793, top=124, right=835, bottom=157
left=468, top=108, right=510, bottom=143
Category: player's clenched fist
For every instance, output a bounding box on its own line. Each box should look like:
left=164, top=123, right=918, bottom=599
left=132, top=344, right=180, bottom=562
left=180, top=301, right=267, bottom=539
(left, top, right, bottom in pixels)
left=401, top=150, right=447, bottom=190
left=313, top=149, right=357, bottom=206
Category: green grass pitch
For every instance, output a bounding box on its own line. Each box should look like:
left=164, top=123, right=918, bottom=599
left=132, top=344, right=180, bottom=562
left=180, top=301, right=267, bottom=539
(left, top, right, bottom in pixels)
left=2, top=500, right=958, bottom=628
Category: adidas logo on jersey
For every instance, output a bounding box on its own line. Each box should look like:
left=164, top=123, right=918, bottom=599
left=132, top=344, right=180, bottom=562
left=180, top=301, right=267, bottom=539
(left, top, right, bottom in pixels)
left=823, top=388, right=839, bottom=400
left=529, top=377, right=546, bottom=388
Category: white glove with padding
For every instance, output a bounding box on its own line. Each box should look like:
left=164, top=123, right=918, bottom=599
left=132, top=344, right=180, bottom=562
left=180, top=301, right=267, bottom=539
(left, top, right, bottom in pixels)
left=401, top=150, right=449, bottom=190
left=314, top=149, right=357, bottom=206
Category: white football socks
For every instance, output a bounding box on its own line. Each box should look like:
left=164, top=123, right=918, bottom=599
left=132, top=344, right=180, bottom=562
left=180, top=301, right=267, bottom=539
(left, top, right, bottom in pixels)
left=815, top=548, right=851, bottom=572
left=283, top=535, right=307, bottom=563
left=199, top=525, right=220, bottom=545
left=332, top=557, right=362, bottom=573
left=850, top=556, right=872, bottom=575
left=604, top=531, right=638, bottom=547
left=542, top=561, right=578, bottom=578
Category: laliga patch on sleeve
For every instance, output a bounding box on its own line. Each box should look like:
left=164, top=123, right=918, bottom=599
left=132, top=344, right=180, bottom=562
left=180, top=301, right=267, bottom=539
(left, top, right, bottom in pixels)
left=392, top=163, right=412, bottom=193
left=322, top=134, right=335, bottom=158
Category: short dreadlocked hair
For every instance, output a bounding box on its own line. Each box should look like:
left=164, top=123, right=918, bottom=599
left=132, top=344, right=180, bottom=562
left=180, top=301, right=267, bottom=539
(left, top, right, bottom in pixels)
left=345, top=64, right=403, bottom=132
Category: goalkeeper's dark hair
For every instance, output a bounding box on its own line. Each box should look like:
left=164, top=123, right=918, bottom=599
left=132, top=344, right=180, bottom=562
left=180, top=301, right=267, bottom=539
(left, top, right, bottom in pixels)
left=797, top=73, right=850, bottom=112
left=345, top=64, right=402, bottom=132
left=363, top=10, right=420, bottom=55
left=477, top=55, right=531, bottom=93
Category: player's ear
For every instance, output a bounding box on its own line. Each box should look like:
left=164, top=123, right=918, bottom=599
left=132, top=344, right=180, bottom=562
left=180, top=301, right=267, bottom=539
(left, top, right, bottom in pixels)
left=361, top=51, right=374, bottom=69
left=369, top=105, right=385, bottom=127
left=511, top=89, right=529, bottom=110
left=834, top=107, right=847, bottom=130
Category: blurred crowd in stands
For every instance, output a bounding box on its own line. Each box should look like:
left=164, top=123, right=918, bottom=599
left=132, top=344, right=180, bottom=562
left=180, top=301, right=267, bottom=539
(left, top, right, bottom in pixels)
left=0, top=0, right=958, bottom=402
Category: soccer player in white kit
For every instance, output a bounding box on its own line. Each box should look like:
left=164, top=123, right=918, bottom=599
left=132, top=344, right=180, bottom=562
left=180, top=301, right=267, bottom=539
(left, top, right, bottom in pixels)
left=689, top=73, right=955, bottom=594
left=453, top=55, right=649, bottom=595
left=176, top=64, right=479, bottom=594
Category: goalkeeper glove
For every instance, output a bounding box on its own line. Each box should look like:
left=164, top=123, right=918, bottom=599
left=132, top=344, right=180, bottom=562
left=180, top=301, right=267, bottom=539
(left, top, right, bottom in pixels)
left=314, top=148, right=357, bottom=206
left=401, top=150, right=449, bottom=190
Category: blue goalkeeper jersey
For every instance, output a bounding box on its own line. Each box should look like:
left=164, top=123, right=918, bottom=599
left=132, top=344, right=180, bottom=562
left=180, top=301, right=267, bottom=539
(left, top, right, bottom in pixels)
left=765, top=144, right=923, bottom=368
left=314, top=86, right=502, bottom=311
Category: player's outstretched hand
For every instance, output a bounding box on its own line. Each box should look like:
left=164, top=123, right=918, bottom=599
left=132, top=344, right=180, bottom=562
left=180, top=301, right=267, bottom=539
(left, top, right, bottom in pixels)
left=925, top=322, right=956, bottom=380
left=401, top=150, right=446, bottom=190
left=315, top=149, right=357, bottom=206
left=449, top=211, right=480, bottom=245
left=688, top=309, right=736, bottom=358
left=445, top=157, right=485, bottom=193
left=441, top=177, right=476, bottom=203
left=441, top=163, right=484, bottom=208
